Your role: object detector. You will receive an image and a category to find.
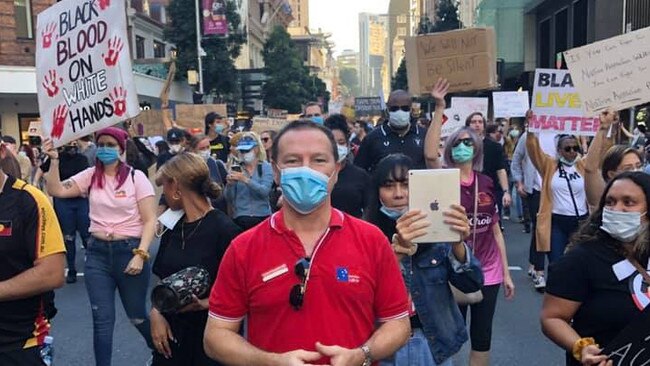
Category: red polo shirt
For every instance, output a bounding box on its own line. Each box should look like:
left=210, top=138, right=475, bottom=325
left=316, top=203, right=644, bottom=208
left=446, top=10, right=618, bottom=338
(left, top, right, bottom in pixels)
left=209, top=208, right=409, bottom=361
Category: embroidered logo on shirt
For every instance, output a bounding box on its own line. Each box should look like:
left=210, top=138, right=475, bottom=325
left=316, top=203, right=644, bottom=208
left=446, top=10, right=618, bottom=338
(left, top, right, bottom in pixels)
left=115, top=190, right=127, bottom=198
left=0, top=221, right=12, bottom=236
left=336, top=267, right=360, bottom=283
left=383, top=141, right=390, bottom=147
left=478, top=192, right=493, bottom=206
left=414, top=138, right=421, bottom=146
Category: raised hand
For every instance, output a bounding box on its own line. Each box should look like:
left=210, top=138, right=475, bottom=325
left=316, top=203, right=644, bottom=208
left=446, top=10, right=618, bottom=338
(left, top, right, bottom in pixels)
left=42, top=69, right=62, bottom=98
left=41, top=22, right=57, bottom=49
left=51, top=104, right=68, bottom=139
left=103, top=37, right=124, bottom=67
left=431, top=78, right=450, bottom=108
left=109, top=86, right=128, bottom=116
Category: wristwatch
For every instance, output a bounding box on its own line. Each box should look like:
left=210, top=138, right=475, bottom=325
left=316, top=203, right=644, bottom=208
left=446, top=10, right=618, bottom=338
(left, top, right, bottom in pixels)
left=360, top=344, right=372, bottom=366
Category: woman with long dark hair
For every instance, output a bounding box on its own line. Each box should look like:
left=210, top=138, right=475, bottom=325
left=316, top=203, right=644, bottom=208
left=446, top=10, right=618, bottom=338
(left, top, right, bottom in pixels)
left=43, top=127, right=156, bottom=366
left=542, top=171, right=650, bottom=365
left=365, top=153, right=483, bottom=366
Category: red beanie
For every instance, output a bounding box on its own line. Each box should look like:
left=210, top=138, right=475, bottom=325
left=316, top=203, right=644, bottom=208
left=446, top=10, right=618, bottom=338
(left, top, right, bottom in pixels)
left=96, top=127, right=128, bottom=152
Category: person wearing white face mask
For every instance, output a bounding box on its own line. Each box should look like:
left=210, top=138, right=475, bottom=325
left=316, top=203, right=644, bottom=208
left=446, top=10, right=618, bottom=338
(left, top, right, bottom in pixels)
left=542, top=171, right=650, bottom=366
left=355, top=90, right=427, bottom=172
left=189, top=134, right=229, bottom=213
left=325, top=114, right=371, bottom=218
left=224, top=133, right=273, bottom=230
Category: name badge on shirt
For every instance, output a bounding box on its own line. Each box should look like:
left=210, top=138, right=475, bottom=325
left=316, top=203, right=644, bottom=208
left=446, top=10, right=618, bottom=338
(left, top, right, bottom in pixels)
left=262, top=264, right=289, bottom=282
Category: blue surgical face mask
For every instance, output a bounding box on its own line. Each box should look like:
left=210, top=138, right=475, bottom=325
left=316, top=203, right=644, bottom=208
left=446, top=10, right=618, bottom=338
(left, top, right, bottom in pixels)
left=215, top=124, right=225, bottom=133
left=280, top=166, right=331, bottom=214
left=96, top=147, right=120, bottom=165
left=311, top=116, right=324, bottom=125
left=451, top=143, right=474, bottom=164
left=380, top=205, right=406, bottom=220
left=388, top=110, right=411, bottom=129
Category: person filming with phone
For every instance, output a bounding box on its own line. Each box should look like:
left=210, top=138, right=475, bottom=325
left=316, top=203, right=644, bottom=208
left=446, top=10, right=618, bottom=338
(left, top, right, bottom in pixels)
left=224, top=133, right=273, bottom=231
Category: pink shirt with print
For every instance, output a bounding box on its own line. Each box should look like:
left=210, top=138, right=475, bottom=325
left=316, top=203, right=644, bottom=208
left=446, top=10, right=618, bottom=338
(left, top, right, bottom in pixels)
left=461, top=172, right=504, bottom=286
left=71, top=167, right=155, bottom=238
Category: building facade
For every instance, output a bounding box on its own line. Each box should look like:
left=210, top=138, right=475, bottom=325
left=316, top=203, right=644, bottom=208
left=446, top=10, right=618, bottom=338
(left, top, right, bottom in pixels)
left=388, top=0, right=410, bottom=77
left=287, top=0, right=308, bottom=34
left=359, top=13, right=389, bottom=98
left=0, top=0, right=193, bottom=144
left=459, top=0, right=483, bottom=27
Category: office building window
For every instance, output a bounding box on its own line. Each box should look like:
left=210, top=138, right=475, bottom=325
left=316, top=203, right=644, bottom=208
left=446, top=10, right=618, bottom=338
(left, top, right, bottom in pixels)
left=539, top=18, right=551, bottom=68
left=397, top=27, right=406, bottom=36
left=136, top=36, right=146, bottom=59
left=573, top=0, right=588, bottom=47
left=555, top=8, right=568, bottom=68
left=153, top=40, right=166, bottom=58
left=14, top=0, right=33, bottom=39
left=397, top=14, right=407, bottom=24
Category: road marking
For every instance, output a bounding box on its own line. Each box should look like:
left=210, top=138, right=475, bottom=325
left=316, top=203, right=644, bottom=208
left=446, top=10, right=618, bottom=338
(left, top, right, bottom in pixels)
left=508, top=266, right=523, bottom=271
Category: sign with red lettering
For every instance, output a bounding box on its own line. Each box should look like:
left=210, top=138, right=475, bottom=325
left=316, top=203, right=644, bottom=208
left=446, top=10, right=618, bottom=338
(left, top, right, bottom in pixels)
left=530, top=69, right=600, bottom=136
left=36, top=0, right=140, bottom=147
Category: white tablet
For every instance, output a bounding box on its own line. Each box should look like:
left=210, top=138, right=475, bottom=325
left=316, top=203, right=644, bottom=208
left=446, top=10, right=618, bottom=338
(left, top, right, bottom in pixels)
left=408, top=169, right=461, bottom=244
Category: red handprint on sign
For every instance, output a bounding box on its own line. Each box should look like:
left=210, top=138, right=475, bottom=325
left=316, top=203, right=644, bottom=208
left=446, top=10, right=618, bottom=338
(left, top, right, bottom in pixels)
left=103, top=37, right=123, bottom=67
left=41, top=23, right=57, bottom=49
left=109, top=87, right=128, bottom=117
left=42, top=70, right=63, bottom=98
left=51, top=105, right=68, bottom=139
left=98, top=0, right=110, bottom=10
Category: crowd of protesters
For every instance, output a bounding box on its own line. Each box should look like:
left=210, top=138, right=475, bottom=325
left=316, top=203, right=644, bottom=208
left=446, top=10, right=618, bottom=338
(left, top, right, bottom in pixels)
left=0, top=76, right=649, bottom=366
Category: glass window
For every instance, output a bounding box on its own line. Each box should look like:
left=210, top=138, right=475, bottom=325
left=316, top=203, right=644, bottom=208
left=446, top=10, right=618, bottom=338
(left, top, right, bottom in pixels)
left=136, top=36, right=146, bottom=59
left=397, top=15, right=407, bottom=24
left=555, top=8, right=568, bottom=68
left=539, top=18, right=551, bottom=68
left=153, top=40, right=165, bottom=58
left=14, top=0, right=33, bottom=39
left=397, top=27, right=406, bottom=37
left=573, top=0, right=588, bottom=47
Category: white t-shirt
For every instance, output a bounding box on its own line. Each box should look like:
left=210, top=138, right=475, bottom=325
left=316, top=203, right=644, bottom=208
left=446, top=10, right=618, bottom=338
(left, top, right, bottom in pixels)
left=550, top=164, right=588, bottom=216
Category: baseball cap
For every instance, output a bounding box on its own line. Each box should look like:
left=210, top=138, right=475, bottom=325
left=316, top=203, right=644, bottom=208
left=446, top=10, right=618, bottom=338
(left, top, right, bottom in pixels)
left=166, top=128, right=185, bottom=143
left=236, top=136, right=258, bottom=151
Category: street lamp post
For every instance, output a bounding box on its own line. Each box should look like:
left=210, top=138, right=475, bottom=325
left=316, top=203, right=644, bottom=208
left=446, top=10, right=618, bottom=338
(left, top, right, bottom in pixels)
left=195, top=0, right=205, bottom=95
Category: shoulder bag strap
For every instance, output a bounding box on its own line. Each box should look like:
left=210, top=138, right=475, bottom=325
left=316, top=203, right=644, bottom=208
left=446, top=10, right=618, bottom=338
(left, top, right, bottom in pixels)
left=628, top=257, right=650, bottom=284
left=558, top=162, right=581, bottom=218
left=471, top=172, right=479, bottom=254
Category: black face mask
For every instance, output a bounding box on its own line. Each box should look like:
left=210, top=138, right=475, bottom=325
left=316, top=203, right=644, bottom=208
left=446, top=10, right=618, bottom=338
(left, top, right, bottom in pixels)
left=61, top=146, right=79, bottom=155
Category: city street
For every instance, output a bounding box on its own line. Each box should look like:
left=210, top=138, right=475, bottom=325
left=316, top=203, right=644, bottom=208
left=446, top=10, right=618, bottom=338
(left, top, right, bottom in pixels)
left=52, top=218, right=565, bottom=365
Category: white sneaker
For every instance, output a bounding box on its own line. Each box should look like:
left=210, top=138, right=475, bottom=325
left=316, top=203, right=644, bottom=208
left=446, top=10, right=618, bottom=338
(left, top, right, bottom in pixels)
left=527, top=268, right=535, bottom=277
left=503, top=215, right=510, bottom=220
left=533, top=273, right=546, bottom=290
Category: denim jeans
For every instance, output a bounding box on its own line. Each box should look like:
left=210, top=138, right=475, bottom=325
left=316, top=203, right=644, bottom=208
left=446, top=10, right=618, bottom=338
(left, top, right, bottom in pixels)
left=549, top=213, right=586, bottom=263
left=85, top=237, right=153, bottom=366
left=380, top=329, right=453, bottom=366
left=53, top=197, right=90, bottom=272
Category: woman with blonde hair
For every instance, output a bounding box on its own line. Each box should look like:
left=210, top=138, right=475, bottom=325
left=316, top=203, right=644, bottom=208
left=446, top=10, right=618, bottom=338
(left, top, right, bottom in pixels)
left=224, top=131, right=274, bottom=230
left=150, top=153, right=240, bottom=365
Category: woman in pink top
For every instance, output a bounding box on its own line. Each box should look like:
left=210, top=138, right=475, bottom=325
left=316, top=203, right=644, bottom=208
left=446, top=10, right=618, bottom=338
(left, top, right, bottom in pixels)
left=442, top=127, right=515, bottom=366
left=44, top=127, right=156, bottom=366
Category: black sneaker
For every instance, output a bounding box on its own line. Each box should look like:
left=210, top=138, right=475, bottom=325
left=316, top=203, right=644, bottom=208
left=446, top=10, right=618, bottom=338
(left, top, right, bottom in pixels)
left=66, top=270, right=77, bottom=284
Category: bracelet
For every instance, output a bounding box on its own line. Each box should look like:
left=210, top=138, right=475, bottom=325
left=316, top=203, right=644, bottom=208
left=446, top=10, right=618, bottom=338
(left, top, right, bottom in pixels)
left=132, top=248, right=150, bottom=261
left=572, top=337, right=598, bottom=362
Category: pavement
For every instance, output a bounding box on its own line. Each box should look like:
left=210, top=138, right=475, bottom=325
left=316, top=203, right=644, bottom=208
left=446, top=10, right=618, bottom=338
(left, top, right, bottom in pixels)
left=52, top=218, right=565, bottom=366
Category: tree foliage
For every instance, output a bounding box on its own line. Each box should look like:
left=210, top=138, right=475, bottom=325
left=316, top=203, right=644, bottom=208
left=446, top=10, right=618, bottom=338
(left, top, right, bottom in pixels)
left=165, top=0, right=246, bottom=100
left=391, top=59, right=408, bottom=92
left=262, top=26, right=329, bottom=113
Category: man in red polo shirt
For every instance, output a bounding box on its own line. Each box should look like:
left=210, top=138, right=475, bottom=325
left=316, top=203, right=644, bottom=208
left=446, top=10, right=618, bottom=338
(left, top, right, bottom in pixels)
left=205, top=120, right=410, bottom=365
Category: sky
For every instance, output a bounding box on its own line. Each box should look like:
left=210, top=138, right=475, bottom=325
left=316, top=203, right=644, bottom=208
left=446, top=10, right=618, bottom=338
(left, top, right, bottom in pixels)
left=309, top=0, right=390, bottom=56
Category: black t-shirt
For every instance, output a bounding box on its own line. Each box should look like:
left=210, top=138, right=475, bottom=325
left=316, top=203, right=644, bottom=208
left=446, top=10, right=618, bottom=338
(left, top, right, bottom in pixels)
left=482, top=138, right=505, bottom=192
left=209, top=135, right=230, bottom=163
left=153, top=209, right=241, bottom=324
left=156, top=151, right=176, bottom=170
left=331, top=163, right=370, bottom=218
left=354, top=122, right=426, bottom=172
left=41, top=153, right=89, bottom=180
left=546, top=236, right=647, bottom=365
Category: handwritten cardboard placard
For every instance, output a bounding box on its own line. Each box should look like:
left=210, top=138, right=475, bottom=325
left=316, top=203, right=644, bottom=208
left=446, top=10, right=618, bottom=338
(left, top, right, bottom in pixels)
left=36, top=0, right=140, bottom=147
left=451, top=97, right=489, bottom=124
left=355, top=97, right=384, bottom=117
left=251, top=117, right=289, bottom=134
left=405, top=28, right=497, bottom=94
left=529, top=69, right=600, bottom=136
left=175, top=104, right=227, bottom=130
left=28, top=121, right=42, bottom=137
left=130, top=109, right=165, bottom=137
left=493, top=91, right=530, bottom=118
left=603, top=304, right=650, bottom=365
left=564, top=26, right=650, bottom=114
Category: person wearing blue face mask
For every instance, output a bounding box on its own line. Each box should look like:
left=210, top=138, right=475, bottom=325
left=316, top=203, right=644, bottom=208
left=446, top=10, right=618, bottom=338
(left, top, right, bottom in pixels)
left=205, top=112, right=230, bottom=163
left=205, top=119, right=411, bottom=366
left=302, top=102, right=325, bottom=125
left=542, top=171, right=650, bottom=366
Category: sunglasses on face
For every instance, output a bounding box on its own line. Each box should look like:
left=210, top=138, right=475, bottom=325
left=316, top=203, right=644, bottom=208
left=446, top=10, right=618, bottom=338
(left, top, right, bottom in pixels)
left=563, top=145, right=580, bottom=153
left=452, top=138, right=474, bottom=147
left=289, top=258, right=310, bottom=310
left=97, top=142, right=118, bottom=148
left=388, top=106, right=410, bottom=112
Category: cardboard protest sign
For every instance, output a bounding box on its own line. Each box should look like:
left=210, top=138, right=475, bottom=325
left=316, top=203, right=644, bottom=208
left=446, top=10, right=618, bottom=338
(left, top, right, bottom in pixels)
left=251, top=117, right=288, bottom=134
left=130, top=109, right=165, bottom=137
left=175, top=104, right=227, bottom=130
left=564, top=26, right=650, bottom=114
left=405, top=28, right=497, bottom=94
left=603, top=305, right=650, bottom=365
left=28, top=121, right=42, bottom=137
left=355, top=97, right=384, bottom=117
left=530, top=69, right=600, bottom=136
left=451, top=97, right=489, bottom=124
left=36, top=0, right=140, bottom=147
left=493, top=91, right=530, bottom=118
